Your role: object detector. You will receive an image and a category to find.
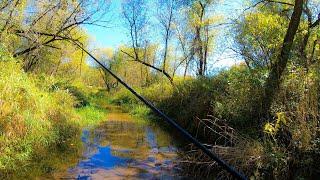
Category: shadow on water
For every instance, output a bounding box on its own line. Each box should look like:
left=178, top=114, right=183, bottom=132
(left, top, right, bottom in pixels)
left=50, top=107, right=186, bottom=179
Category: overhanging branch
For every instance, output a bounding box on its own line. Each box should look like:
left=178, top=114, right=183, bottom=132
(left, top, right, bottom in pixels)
left=121, top=50, right=173, bottom=83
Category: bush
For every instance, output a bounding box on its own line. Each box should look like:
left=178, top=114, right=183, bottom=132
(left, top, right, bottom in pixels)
left=106, top=62, right=319, bottom=179
left=109, top=88, right=140, bottom=105
left=154, top=78, right=216, bottom=133
left=142, top=79, right=173, bottom=104
left=143, top=65, right=262, bottom=135
left=212, top=65, right=264, bottom=128
left=0, top=50, right=79, bottom=173
left=66, top=86, right=90, bottom=108
left=130, top=105, right=151, bottom=117
left=173, top=64, right=320, bottom=179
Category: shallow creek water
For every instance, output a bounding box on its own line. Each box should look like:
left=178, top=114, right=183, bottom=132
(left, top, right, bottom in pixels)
left=51, top=107, right=185, bottom=179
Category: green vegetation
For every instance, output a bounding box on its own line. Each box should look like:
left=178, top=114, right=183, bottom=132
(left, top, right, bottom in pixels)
left=0, top=48, right=107, bottom=177
left=0, top=0, right=319, bottom=179
left=75, top=106, right=107, bottom=127
left=108, top=61, right=319, bottom=178
left=0, top=50, right=69, bottom=174
left=0, top=0, right=111, bottom=176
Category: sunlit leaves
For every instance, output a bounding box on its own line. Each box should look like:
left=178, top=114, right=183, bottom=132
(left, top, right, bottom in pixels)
left=236, top=10, right=287, bottom=68
left=263, top=112, right=287, bottom=135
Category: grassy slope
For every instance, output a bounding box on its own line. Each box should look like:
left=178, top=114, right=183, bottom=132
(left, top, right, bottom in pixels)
left=0, top=51, right=109, bottom=177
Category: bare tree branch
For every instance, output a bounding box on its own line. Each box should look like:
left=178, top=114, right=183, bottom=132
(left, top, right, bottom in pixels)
left=121, top=50, right=173, bottom=83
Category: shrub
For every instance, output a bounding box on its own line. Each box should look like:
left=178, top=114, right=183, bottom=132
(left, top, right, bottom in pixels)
left=109, top=88, right=140, bottom=105
left=212, top=65, right=265, bottom=128
left=0, top=50, right=79, bottom=173
left=66, top=86, right=90, bottom=108
left=130, top=105, right=151, bottom=117
left=142, top=79, right=173, bottom=104
left=176, top=64, right=320, bottom=179
left=155, top=78, right=217, bottom=133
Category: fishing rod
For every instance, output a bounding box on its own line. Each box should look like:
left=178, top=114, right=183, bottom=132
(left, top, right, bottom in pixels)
left=73, top=42, right=247, bottom=180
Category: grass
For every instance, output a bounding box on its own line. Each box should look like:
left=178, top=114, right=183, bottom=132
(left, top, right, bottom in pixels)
left=0, top=52, right=77, bottom=175
left=107, top=64, right=320, bottom=179
left=0, top=49, right=109, bottom=177
left=75, top=105, right=108, bottom=128
left=130, top=105, right=151, bottom=118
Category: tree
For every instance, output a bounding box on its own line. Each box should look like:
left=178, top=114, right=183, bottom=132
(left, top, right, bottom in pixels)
left=260, top=0, right=304, bottom=121
left=298, top=0, right=320, bottom=68
left=121, top=0, right=174, bottom=83
left=236, top=0, right=319, bottom=71
left=235, top=11, right=287, bottom=69
left=156, top=0, right=176, bottom=72
left=187, top=0, right=218, bottom=76
left=170, top=7, right=194, bottom=78
left=95, top=48, right=120, bottom=91
left=235, top=0, right=319, bottom=124
left=0, top=0, right=110, bottom=72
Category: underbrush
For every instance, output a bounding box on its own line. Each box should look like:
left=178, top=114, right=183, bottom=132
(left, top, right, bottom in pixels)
left=109, top=65, right=263, bottom=135
left=175, top=65, right=319, bottom=179
left=130, top=105, right=151, bottom=117
left=181, top=112, right=319, bottom=179
left=108, top=63, right=319, bottom=179
left=0, top=50, right=108, bottom=177
left=0, top=57, right=77, bottom=174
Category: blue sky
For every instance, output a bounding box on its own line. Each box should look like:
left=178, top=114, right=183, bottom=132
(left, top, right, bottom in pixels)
left=84, top=0, right=245, bottom=69
left=85, top=0, right=125, bottom=48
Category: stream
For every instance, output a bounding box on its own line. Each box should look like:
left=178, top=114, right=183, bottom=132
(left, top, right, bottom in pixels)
left=44, top=107, right=186, bottom=179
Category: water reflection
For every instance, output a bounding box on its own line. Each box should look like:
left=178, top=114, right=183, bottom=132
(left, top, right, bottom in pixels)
left=58, top=110, right=183, bottom=179
left=76, top=130, right=128, bottom=169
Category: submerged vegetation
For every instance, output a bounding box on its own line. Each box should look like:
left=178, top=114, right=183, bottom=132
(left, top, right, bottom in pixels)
left=0, top=0, right=319, bottom=179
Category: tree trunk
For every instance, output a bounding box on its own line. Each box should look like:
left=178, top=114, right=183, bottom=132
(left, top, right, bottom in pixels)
left=184, top=58, right=190, bottom=78
left=260, top=0, right=303, bottom=122
left=162, top=6, right=173, bottom=72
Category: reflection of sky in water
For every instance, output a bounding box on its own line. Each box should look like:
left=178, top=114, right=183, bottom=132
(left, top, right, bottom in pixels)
left=77, top=146, right=128, bottom=169
left=67, top=118, right=181, bottom=179
left=75, top=129, right=129, bottom=170
left=146, top=127, right=158, bottom=149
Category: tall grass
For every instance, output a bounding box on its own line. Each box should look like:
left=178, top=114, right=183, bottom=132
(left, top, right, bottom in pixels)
left=0, top=50, right=78, bottom=173
left=0, top=49, right=108, bottom=177
left=75, top=106, right=107, bottom=127
left=108, top=63, right=319, bottom=179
